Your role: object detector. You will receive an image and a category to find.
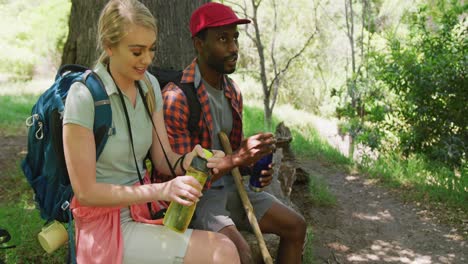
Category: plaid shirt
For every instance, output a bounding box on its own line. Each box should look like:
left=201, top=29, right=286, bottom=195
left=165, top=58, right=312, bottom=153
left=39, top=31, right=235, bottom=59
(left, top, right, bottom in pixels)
left=162, top=58, right=243, bottom=157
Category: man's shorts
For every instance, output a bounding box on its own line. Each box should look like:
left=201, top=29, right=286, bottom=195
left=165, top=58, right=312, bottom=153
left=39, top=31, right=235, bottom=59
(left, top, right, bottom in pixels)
left=120, top=208, right=192, bottom=264
left=190, top=179, right=279, bottom=232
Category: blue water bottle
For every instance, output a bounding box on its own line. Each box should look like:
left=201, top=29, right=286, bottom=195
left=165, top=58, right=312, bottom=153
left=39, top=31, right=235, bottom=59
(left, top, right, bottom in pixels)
left=249, top=153, right=273, bottom=192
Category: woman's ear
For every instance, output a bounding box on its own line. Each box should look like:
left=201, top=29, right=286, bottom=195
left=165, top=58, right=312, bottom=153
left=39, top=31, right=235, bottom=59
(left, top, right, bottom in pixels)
left=104, top=45, right=113, bottom=57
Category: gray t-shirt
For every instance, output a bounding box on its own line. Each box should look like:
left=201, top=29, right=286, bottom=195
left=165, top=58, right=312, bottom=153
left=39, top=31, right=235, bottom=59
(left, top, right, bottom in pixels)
left=63, top=63, right=163, bottom=186
left=202, top=78, right=233, bottom=187
left=203, top=79, right=233, bottom=150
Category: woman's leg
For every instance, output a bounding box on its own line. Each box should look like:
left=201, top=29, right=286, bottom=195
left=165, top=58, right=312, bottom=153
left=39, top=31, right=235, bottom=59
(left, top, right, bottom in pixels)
left=184, top=230, right=240, bottom=264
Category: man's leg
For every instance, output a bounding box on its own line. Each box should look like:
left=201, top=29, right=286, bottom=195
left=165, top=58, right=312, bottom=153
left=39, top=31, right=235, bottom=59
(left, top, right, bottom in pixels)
left=232, top=187, right=306, bottom=264
left=227, top=185, right=306, bottom=264
left=258, top=201, right=306, bottom=264
left=218, top=225, right=254, bottom=264
left=190, top=187, right=253, bottom=264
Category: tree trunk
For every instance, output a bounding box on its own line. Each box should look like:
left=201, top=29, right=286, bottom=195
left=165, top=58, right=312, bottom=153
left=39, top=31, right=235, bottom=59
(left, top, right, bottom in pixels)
left=61, top=0, right=107, bottom=67
left=144, top=0, right=208, bottom=69
left=344, top=0, right=356, bottom=157
left=61, top=0, right=208, bottom=69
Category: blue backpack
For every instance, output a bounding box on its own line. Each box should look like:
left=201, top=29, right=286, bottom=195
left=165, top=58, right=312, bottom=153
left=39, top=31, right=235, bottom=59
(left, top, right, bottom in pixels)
left=21, top=64, right=112, bottom=224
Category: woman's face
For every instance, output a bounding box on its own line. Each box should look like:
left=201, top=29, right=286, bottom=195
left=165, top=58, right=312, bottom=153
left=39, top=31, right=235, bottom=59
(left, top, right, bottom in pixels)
left=107, top=24, right=156, bottom=85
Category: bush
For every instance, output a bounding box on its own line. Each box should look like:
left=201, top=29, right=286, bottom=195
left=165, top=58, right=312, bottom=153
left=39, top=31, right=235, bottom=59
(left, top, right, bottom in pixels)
left=359, top=0, right=467, bottom=168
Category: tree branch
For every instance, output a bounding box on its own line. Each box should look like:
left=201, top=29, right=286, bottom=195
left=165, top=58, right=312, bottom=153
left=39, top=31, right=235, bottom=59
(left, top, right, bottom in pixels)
left=316, top=63, right=328, bottom=92
left=226, top=0, right=256, bottom=43
left=268, top=31, right=316, bottom=105
left=316, top=1, right=348, bottom=36
left=226, top=0, right=255, bottom=21
left=253, top=0, right=262, bottom=9
left=270, top=0, right=278, bottom=96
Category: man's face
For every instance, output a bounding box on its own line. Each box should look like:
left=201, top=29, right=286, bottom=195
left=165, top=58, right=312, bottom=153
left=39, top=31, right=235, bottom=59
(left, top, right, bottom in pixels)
left=199, top=25, right=239, bottom=74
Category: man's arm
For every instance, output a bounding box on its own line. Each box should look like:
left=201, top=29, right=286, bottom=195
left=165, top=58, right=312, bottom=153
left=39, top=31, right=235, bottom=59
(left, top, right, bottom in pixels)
left=162, top=83, right=194, bottom=155
left=210, top=132, right=276, bottom=181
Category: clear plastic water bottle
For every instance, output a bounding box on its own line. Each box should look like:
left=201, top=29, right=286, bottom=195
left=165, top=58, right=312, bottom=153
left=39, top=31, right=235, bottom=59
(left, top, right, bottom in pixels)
left=163, top=150, right=212, bottom=233
left=249, top=153, right=273, bottom=192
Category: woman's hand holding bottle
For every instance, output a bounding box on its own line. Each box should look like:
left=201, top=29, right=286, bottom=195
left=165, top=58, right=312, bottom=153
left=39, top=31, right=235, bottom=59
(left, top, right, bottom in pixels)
left=161, top=176, right=202, bottom=206
left=184, top=145, right=225, bottom=175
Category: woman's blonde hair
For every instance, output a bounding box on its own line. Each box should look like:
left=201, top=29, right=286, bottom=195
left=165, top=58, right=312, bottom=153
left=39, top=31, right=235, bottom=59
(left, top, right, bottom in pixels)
left=96, top=0, right=157, bottom=66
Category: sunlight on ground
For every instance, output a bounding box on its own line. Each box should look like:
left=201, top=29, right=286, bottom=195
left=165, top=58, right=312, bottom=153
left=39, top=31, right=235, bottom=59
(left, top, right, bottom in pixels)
left=443, top=233, right=465, bottom=242
left=352, top=210, right=394, bottom=222
left=347, top=240, right=456, bottom=264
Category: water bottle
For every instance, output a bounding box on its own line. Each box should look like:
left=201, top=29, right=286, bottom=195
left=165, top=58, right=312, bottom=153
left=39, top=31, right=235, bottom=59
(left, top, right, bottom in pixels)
left=37, top=221, right=68, bottom=253
left=249, top=153, right=273, bottom=192
left=163, top=150, right=212, bottom=233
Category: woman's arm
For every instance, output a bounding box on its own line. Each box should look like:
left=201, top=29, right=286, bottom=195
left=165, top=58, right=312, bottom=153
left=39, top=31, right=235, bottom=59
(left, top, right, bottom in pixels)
left=150, top=109, right=226, bottom=177
left=150, top=109, right=187, bottom=175
left=63, top=123, right=202, bottom=207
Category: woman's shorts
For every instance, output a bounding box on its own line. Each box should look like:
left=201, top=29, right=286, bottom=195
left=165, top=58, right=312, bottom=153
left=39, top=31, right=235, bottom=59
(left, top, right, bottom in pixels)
left=121, top=207, right=192, bottom=264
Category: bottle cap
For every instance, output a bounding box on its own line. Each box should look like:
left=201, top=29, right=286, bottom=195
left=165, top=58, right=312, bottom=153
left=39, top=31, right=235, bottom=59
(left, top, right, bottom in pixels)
left=190, top=156, right=210, bottom=174
left=203, top=148, right=213, bottom=159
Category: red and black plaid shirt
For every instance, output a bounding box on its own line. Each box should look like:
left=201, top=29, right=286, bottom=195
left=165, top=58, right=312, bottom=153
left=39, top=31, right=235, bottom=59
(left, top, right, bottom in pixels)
left=162, top=58, right=243, bottom=158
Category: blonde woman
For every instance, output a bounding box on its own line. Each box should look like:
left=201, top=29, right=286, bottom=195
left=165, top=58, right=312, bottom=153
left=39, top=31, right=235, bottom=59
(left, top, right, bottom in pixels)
left=63, top=0, right=240, bottom=263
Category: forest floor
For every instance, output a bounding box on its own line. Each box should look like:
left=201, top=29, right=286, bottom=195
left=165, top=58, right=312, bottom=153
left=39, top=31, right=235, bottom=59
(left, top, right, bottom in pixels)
left=1, top=120, right=467, bottom=263
left=289, top=118, right=467, bottom=264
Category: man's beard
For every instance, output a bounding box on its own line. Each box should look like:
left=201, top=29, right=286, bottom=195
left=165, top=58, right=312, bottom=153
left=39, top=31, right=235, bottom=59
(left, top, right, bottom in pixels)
left=206, top=54, right=237, bottom=74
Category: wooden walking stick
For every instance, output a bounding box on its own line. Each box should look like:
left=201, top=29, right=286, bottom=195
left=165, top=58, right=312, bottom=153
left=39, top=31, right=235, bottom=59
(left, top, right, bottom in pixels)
left=218, top=132, right=273, bottom=264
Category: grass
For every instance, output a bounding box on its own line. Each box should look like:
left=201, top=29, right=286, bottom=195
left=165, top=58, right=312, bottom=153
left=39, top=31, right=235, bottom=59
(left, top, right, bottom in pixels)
left=243, top=105, right=350, bottom=166
left=0, top=78, right=67, bottom=263
left=289, top=125, right=350, bottom=166
left=0, top=164, right=68, bottom=263
left=307, top=173, right=337, bottom=207
left=361, top=152, right=468, bottom=211
left=0, top=94, right=38, bottom=136
left=302, top=227, right=314, bottom=264
left=0, top=78, right=49, bottom=136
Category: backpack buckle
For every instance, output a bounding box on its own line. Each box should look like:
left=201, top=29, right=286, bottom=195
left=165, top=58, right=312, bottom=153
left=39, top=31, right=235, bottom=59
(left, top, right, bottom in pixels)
left=61, top=201, right=70, bottom=211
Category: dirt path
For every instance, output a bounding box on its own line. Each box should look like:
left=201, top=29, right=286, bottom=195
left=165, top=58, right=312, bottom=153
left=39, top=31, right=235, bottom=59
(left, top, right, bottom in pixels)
left=292, top=158, right=467, bottom=264
left=0, top=136, right=26, bottom=178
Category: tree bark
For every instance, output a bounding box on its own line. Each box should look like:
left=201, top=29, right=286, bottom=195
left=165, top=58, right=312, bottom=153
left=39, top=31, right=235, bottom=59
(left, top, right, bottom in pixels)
left=61, top=0, right=208, bottom=69
left=344, top=0, right=356, bottom=158
left=61, top=0, right=107, bottom=67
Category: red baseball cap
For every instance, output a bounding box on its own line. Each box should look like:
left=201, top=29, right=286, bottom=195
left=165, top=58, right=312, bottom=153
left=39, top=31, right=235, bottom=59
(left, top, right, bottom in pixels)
left=190, top=2, right=251, bottom=37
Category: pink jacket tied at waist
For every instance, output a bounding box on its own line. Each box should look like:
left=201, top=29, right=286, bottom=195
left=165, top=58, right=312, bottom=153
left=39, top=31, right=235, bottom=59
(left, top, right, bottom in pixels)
left=71, top=175, right=167, bottom=264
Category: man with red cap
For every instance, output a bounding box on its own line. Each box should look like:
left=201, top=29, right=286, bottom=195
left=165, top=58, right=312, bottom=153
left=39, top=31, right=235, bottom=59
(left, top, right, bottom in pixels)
left=161, top=2, right=306, bottom=263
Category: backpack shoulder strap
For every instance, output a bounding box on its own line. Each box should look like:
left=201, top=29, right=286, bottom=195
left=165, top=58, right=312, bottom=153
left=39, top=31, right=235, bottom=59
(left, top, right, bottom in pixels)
left=79, top=70, right=112, bottom=159
left=151, top=68, right=201, bottom=138
left=177, top=81, right=201, bottom=138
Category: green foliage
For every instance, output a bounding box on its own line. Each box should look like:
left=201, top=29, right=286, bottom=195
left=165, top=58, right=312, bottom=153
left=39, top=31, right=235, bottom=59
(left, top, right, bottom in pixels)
left=336, top=0, right=466, bottom=168
left=291, top=125, right=351, bottom=166
left=243, top=106, right=278, bottom=135
left=243, top=105, right=350, bottom=166
left=0, top=0, right=71, bottom=80
left=361, top=151, right=467, bottom=210
left=0, top=166, right=67, bottom=263
left=372, top=0, right=467, bottom=167
left=302, top=227, right=315, bottom=263
left=308, top=173, right=337, bottom=207
left=0, top=94, right=39, bottom=135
